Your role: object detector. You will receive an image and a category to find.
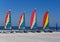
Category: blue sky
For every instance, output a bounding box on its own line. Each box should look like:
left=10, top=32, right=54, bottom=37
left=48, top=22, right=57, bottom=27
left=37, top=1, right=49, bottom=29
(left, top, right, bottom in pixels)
left=0, top=0, right=60, bottom=27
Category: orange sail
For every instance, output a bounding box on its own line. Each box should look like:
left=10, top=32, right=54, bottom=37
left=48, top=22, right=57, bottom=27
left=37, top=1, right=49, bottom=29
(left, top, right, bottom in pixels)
left=4, top=10, right=11, bottom=29
left=18, top=12, right=25, bottom=29
left=43, top=11, right=49, bottom=29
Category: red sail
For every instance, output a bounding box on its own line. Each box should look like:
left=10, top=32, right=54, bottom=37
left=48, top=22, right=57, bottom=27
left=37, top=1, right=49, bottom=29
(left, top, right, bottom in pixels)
left=43, top=11, right=49, bottom=29
left=30, top=9, right=36, bottom=29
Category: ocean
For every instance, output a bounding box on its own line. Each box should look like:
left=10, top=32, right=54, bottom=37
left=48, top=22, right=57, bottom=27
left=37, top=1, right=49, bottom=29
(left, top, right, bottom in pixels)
left=0, top=26, right=60, bottom=32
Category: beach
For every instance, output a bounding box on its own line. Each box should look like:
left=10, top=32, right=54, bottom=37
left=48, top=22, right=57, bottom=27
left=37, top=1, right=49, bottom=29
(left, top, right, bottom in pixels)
left=0, top=32, right=60, bottom=42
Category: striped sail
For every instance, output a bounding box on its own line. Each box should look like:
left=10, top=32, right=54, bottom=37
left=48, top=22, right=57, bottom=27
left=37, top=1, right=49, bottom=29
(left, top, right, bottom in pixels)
left=18, top=12, right=25, bottom=29
left=30, top=9, right=36, bottom=29
left=4, top=10, right=11, bottom=29
left=43, top=11, right=49, bottom=29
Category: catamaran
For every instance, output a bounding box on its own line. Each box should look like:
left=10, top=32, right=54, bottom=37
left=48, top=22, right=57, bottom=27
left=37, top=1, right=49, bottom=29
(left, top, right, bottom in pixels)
left=43, top=11, right=52, bottom=32
left=30, top=9, right=38, bottom=32
left=4, top=10, right=11, bottom=30
left=30, top=9, right=41, bottom=32
left=18, top=12, right=25, bottom=32
left=3, top=10, right=12, bottom=33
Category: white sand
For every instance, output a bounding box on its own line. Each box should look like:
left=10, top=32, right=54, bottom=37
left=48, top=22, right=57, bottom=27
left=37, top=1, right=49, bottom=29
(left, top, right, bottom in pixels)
left=0, top=32, right=60, bottom=42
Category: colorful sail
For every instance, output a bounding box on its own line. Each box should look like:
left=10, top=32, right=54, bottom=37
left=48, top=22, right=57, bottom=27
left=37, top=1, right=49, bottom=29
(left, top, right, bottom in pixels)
left=4, top=10, right=11, bottom=29
left=43, top=11, right=49, bottom=29
left=18, top=12, right=25, bottom=29
left=30, top=9, right=36, bottom=29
